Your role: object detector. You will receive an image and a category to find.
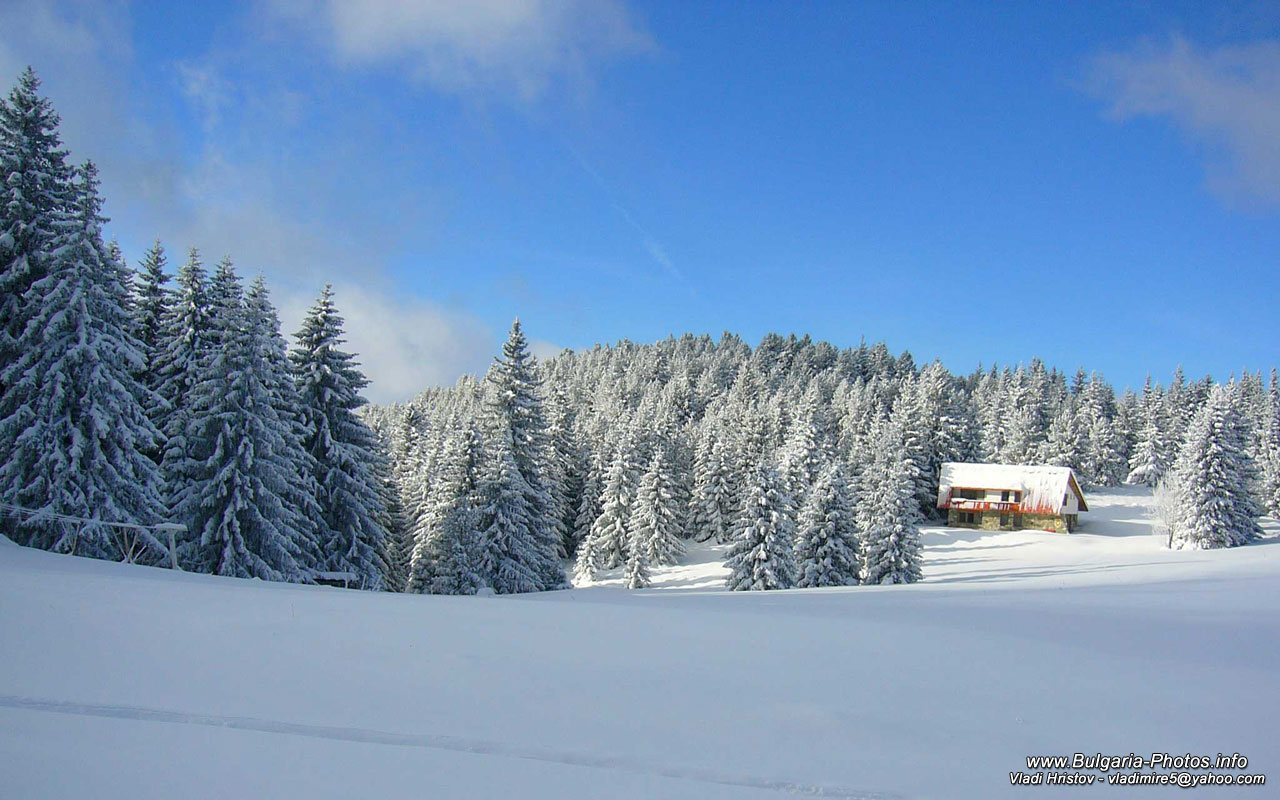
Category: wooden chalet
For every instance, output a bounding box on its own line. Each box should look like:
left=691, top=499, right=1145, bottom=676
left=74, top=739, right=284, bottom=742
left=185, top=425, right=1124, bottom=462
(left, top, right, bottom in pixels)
left=937, top=462, right=1088, bottom=533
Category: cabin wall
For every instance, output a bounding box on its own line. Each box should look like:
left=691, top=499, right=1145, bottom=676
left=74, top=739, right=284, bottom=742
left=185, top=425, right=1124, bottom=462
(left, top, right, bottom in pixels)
left=1063, top=492, right=1079, bottom=514
left=947, top=509, right=1070, bottom=533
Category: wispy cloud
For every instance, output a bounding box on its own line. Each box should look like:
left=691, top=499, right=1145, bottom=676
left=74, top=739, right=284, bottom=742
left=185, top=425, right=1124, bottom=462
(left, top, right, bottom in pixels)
left=1084, top=35, right=1280, bottom=207
left=260, top=0, right=652, bottom=102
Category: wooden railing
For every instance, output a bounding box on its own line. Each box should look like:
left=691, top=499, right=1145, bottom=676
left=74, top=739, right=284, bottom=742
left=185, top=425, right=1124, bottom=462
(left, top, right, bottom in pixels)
left=944, top=499, right=1021, bottom=513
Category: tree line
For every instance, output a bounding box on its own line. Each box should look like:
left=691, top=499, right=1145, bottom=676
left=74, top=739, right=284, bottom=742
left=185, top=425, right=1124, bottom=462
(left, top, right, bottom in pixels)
left=368, top=328, right=1280, bottom=591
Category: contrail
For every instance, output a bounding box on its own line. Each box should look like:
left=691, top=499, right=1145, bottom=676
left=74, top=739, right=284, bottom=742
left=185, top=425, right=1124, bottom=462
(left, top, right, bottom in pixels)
left=564, top=142, right=685, bottom=283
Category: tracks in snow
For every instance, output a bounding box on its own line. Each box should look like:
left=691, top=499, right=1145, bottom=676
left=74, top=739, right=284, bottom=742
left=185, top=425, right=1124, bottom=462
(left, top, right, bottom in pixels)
left=0, top=694, right=901, bottom=799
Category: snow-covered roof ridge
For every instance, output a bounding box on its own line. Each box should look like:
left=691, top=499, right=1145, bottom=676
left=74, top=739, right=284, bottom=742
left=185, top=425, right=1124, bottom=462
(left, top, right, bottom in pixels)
left=937, top=462, right=1087, bottom=514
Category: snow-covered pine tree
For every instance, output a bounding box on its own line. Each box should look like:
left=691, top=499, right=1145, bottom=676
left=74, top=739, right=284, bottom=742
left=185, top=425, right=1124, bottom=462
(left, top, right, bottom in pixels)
left=571, top=461, right=603, bottom=555
left=545, top=382, right=582, bottom=556
left=171, top=262, right=317, bottom=580
left=631, top=448, right=685, bottom=567
left=859, top=421, right=923, bottom=585
left=888, top=380, right=933, bottom=521
left=690, top=428, right=736, bottom=543
left=778, top=400, right=827, bottom=507
left=1126, top=376, right=1170, bottom=487
left=290, top=285, right=390, bottom=590
left=1167, top=386, right=1262, bottom=549
left=481, top=319, right=566, bottom=590
left=130, top=241, right=169, bottom=386
left=574, top=439, right=641, bottom=580
left=155, top=248, right=212, bottom=516
left=1259, top=371, right=1280, bottom=517
left=724, top=464, right=797, bottom=591
left=474, top=431, right=544, bottom=594
left=794, top=462, right=861, bottom=588
left=380, top=470, right=414, bottom=592
left=0, top=68, right=75, bottom=398
left=0, top=161, right=167, bottom=561
left=408, top=421, right=485, bottom=594
left=624, top=526, right=651, bottom=589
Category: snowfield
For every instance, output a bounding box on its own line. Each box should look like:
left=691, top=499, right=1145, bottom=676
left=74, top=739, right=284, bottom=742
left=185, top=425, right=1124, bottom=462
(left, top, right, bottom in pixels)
left=2, top=487, right=1277, bottom=798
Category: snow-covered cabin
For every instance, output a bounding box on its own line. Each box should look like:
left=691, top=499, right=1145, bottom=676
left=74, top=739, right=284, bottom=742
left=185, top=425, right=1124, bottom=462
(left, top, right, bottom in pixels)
left=937, top=463, right=1087, bottom=533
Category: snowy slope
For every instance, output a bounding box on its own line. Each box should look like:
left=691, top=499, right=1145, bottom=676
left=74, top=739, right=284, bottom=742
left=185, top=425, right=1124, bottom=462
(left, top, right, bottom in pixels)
left=1, top=488, right=1277, bottom=799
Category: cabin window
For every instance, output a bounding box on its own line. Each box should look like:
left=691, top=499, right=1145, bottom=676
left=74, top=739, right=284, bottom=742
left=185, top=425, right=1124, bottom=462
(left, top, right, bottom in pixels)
left=1063, top=493, right=1069, bottom=506
left=1001, top=490, right=1010, bottom=502
left=958, top=511, right=978, bottom=525
left=999, top=513, right=1010, bottom=528
left=956, top=488, right=981, bottom=500
left=1013, top=514, right=1023, bottom=529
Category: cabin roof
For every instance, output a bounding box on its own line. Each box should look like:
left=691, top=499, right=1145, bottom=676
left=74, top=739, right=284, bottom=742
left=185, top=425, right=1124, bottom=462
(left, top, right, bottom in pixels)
left=937, top=462, right=1088, bottom=514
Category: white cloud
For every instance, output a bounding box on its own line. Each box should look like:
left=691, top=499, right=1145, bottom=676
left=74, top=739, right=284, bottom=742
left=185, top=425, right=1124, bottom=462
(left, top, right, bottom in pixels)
left=262, top=0, right=652, bottom=100
left=1086, top=36, right=1280, bottom=206
left=277, top=284, right=495, bottom=405
left=528, top=338, right=565, bottom=363
left=0, top=0, right=502, bottom=404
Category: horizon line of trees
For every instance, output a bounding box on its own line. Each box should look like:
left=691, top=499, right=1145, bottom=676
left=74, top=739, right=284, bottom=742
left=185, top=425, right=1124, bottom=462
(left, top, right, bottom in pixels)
left=368, top=328, right=1280, bottom=591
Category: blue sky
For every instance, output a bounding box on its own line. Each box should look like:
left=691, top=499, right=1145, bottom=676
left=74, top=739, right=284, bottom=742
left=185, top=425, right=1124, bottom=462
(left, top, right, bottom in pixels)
left=2, top=1, right=1278, bottom=402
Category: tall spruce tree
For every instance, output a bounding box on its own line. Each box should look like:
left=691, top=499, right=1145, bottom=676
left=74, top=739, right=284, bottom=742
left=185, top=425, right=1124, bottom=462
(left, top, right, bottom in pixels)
left=795, top=463, right=861, bottom=588
left=0, top=161, right=166, bottom=560
left=1126, top=377, right=1170, bottom=487
left=724, top=465, right=797, bottom=591
left=631, top=448, right=685, bottom=567
left=0, top=68, right=74, bottom=397
left=1259, top=371, right=1280, bottom=517
left=130, top=241, right=169, bottom=385
left=690, top=431, right=735, bottom=543
left=574, top=441, right=641, bottom=580
left=155, top=248, right=212, bottom=515
left=408, top=422, right=485, bottom=594
left=474, top=431, right=544, bottom=594
left=480, top=320, right=566, bottom=590
left=1167, top=386, right=1261, bottom=549
left=859, top=421, right=923, bottom=585
left=291, top=286, right=390, bottom=590
left=171, top=262, right=317, bottom=580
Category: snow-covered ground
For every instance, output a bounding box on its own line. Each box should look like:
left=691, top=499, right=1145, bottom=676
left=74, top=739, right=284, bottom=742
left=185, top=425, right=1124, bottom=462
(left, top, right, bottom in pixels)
left=2, top=488, right=1277, bottom=798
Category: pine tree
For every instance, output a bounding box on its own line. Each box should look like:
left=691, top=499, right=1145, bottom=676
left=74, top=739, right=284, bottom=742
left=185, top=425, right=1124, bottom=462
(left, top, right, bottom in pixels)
left=889, top=381, right=933, bottom=521
left=481, top=320, right=566, bottom=590
left=574, top=442, right=640, bottom=580
left=408, top=422, right=485, bottom=594
left=0, top=161, right=167, bottom=560
left=724, top=465, right=797, bottom=591
left=130, top=241, right=169, bottom=383
left=291, top=286, right=390, bottom=590
left=571, top=463, right=603, bottom=555
left=474, top=432, right=544, bottom=594
left=171, top=262, right=318, bottom=580
left=624, top=526, right=651, bottom=589
left=1167, top=386, right=1261, bottom=549
left=1259, top=371, right=1280, bottom=517
left=859, top=422, right=923, bottom=585
left=631, top=449, right=685, bottom=567
left=795, top=463, right=861, bottom=588
left=1127, top=377, right=1171, bottom=486
left=155, top=248, right=212, bottom=516
left=381, top=471, right=414, bottom=592
left=690, top=431, right=735, bottom=542
left=0, top=68, right=75, bottom=396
